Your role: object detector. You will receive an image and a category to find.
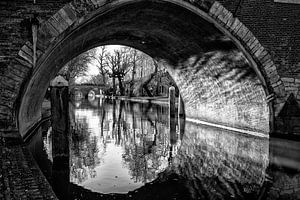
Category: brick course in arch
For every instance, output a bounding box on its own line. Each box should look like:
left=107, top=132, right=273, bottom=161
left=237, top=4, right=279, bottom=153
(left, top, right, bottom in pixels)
left=0, top=0, right=285, bottom=135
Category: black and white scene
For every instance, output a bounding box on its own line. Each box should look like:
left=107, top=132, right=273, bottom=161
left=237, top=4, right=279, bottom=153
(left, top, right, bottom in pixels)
left=0, top=0, right=300, bottom=199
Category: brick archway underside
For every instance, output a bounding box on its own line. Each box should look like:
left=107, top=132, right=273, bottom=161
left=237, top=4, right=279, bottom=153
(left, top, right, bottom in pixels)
left=2, top=0, right=283, bottom=137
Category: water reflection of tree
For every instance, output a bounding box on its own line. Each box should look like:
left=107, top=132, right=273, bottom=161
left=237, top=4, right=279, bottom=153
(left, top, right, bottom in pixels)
left=120, top=103, right=170, bottom=183
left=70, top=116, right=102, bottom=184
left=70, top=99, right=171, bottom=188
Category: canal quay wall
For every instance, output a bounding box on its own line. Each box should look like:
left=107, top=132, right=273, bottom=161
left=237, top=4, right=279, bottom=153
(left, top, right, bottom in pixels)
left=111, top=96, right=268, bottom=137
left=0, top=135, right=57, bottom=200
left=116, top=96, right=175, bottom=106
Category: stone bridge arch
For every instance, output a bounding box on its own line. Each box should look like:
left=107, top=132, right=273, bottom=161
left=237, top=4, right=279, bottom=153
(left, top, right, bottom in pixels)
left=69, top=85, right=106, bottom=98
left=3, top=0, right=283, bottom=137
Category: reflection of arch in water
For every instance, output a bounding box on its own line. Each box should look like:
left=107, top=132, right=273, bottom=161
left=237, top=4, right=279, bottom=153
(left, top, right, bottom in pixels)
left=88, top=97, right=100, bottom=108
left=98, top=89, right=104, bottom=97
left=74, top=89, right=83, bottom=100
left=88, top=90, right=96, bottom=101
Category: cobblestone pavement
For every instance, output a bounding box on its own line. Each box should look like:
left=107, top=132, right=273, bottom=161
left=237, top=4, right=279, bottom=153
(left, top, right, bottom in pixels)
left=0, top=133, right=57, bottom=200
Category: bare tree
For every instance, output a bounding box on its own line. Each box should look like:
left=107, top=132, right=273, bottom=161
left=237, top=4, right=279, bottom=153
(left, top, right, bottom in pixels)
left=105, top=49, right=132, bottom=95
left=128, top=48, right=139, bottom=97
left=89, top=46, right=108, bottom=85
left=58, top=51, right=92, bottom=85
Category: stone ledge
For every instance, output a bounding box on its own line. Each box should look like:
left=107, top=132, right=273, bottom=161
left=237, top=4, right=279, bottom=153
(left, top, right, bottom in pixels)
left=274, top=0, right=300, bottom=4
left=0, top=135, right=58, bottom=200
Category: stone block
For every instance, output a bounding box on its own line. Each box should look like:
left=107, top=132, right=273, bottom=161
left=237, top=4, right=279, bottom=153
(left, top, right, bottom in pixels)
left=40, top=21, right=60, bottom=38
left=54, top=11, right=70, bottom=31
left=25, top=41, right=33, bottom=50
left=233, top=19, right=243, bottom=34
left=214, top=5, right=225, bottom=20
left=273, top=84, right=286, bottom=97
left=18, top=49, right=33, bottom=65
left=284, top=82, right=298, bottom=87
left=209, top=1, right=221, bottom=16
left=48, top=16, right=65, bottom=34
left=63, top=4, right=78, bottom=22
left=85, top=0, right=98, bottom=8
left=226, top=15, right=235, bottom=28
left=266, top=67, right=277, bottom=77
left=263, top=59, right=275, bottom=69
left=217, top=7, right=229, bottom=24
left=21, top=45, right=33, bottom=57
left=90, top=0, right=99, bottom=7
left=250, top=40, right=260, bottom=52
left=260, top=53, right=272, bottom=65
left=230, top=18, right=241, bottom=32
left=246, top=37, right=256, bottom=50
left=237, top=25, right=249, bottom=40
left=270, top=74, right=280, bottom=84
left=37, top=21, right=59, bottom=50
left=254, top=46, right=265, bottom=59
left=282, top=77, right=295, bottom=83
left=285, top=86, right=298, bottom=91
left=257, top=49, right=268, bottom=61
left=243, top=30, right=254, bottom=43
left=271, top=80, right=282, bottom=88
left=221, top=10, right=233, bottom=27
left=265, top=65, right=277, bottom=75
left=57, top=7, right=75, bottom=26
left=15, top=58, right=32, bottom=69
left=95, top=0, right=108, bottom=7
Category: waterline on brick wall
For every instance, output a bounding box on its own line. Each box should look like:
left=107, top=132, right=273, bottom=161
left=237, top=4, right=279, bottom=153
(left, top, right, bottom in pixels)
left=186, top=117, right=269, bottom=138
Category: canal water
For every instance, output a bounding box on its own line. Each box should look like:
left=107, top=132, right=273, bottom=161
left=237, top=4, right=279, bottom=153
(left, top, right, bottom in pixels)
left=28, top=98, right=300, bottom=200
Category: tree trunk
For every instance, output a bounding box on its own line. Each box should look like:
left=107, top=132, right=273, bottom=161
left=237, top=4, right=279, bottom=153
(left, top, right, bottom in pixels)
left=129, top=62, right=136, bottom=97
left=112, top=76, right=116, bottom=95
left=118, top=75, right=125, bottom=96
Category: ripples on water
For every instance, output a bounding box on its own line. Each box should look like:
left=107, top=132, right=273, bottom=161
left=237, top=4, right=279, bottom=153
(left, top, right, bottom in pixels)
left=28, top=98, right=300, bottom=200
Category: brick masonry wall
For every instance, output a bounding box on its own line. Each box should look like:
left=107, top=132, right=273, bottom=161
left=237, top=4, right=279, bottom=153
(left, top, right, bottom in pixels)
left=0, top=135, right=57, bottom=199
left=0, top=0, right=299, bottom=134
left=0, top=0, right=68, bottom=130
left=166, top=49, right=270, bottom=133
left=218, top=0, right=300, bottom=78
left=173, top=120, right=269, bottom=196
